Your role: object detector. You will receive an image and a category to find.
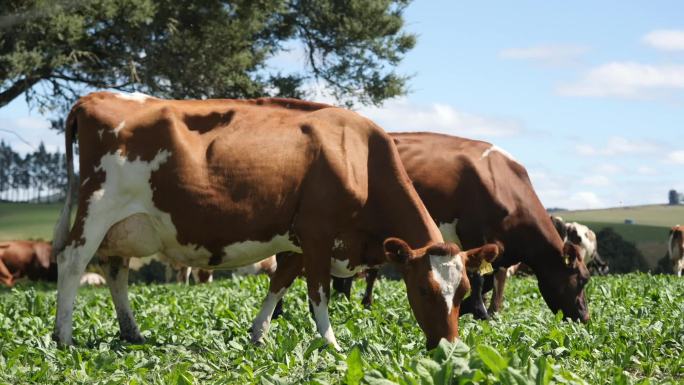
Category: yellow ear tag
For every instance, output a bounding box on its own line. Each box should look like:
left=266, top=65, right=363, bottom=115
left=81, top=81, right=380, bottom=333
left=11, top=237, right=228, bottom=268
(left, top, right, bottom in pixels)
left=479, top=260, right=494, bottom=275
left=563, top=255, right=571, bottom=266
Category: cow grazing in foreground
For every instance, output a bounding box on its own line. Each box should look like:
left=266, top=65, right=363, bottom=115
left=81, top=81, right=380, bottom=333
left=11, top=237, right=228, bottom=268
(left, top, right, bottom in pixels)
left=0, top=240, right=57, bottom=286
left=306, top=133, right=590, bottom=321
left=669, top=226, right=684, bottom=276
left=52, top=91, right=488, bottom=349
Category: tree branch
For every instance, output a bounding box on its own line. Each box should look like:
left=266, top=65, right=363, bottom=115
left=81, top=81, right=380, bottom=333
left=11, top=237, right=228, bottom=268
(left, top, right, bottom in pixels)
left=0, top=76, right=42, bottom=109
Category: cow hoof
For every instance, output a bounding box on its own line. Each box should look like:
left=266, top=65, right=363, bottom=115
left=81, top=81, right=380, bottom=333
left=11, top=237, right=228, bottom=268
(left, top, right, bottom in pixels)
left=361, top=298, right=373, bottom=308
left=250, top=336, right=264, bottom=346
left=121, top=333, right=146, bottom=344
left=51, top=332, right=73, bottom=347
left=473, top=307, right=490, bottom=321
left=474, top=312, right=489, bottom=321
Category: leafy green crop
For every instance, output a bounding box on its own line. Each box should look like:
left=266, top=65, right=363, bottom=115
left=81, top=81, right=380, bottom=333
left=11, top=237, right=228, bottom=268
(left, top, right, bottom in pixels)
left=0, top=274, right=682, bottom=384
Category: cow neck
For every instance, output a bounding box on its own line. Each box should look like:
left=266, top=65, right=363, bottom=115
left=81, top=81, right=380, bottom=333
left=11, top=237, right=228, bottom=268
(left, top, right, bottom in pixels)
left=521, top=219, right=566, bottom=272
left=365, top=133, right=444, bottom=254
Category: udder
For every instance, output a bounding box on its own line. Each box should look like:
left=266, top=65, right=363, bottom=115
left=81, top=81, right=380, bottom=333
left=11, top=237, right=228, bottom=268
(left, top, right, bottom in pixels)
left=98, top=213, right=162, bottom=257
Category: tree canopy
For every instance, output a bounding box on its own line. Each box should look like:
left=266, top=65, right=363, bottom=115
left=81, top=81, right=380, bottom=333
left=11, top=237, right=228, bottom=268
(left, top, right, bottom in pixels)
left=0, top=0, right=416, bottom=114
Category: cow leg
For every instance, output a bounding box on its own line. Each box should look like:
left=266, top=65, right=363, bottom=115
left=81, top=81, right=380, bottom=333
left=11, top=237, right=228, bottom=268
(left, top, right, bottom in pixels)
left=0, top=259, right=14, bottom=287
left=100, top=256, right=144, bottom=343
left=164, top=264, right=174, bottom=283
left=460, top=272, right=489, bottom=320
left=361, top=268, right=378, bottom=308
left=53, top=246, right=93, bottom=345
left=332, top=277, right=352, bottom=299
left=198, top=269, right=213, bottom=283
left=488, top=267, right=507, bottom=314
left=455, top=221, right=490, bottom=320
left=191, top=268, right=200, bottom=284
left=177, top=266, right=191, bottom=284
left=251, top=253, right=303, bottom=344
left=300, top=239, right=340, bottom=350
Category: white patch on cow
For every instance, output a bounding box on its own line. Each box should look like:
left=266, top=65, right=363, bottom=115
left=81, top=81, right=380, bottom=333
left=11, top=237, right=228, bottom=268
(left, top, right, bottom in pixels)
left=429, top=253, right=464, bottom=315
left=221, top=233, right=301, bottom=269
left=330, top=257, right=366, bottom=278
left=112, top=121, right=126, bottom=138
left=251, top=288, right=286, bottom=344
left=97, top=129, right=104, bottom=140
left=84, top=149, right=171, bottom=259
left=114, top=91, right=150, bottom=103
left=333, top=238, right=344, bottom=250
left=438, top=220, right=461, bottom=245
left=311, top=285, right=340, bottom=350
left=78, top=149, right=302, bottom=271
left=480, top=145, right=518, bottom=163
left=567, top=222, right=597, bottom=263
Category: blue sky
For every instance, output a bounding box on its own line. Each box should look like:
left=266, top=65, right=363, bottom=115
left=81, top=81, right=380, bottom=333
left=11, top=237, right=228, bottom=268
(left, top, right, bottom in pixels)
left=2, top=1, right=683, bottom=209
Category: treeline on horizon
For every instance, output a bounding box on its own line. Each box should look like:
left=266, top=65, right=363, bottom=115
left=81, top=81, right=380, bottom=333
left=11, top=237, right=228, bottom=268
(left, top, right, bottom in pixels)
left=0, top=141, right=67, bottom=203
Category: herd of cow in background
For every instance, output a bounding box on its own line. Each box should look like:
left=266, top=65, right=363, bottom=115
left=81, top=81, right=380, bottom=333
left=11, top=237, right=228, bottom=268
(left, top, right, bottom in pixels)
left=0, top=91, right=683, bottom=351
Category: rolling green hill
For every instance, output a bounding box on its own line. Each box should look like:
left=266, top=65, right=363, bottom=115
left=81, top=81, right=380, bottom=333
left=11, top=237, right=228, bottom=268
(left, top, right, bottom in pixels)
left=0, top=202, right=63, bottom=241
left=556, top=204, right=684, bottom=228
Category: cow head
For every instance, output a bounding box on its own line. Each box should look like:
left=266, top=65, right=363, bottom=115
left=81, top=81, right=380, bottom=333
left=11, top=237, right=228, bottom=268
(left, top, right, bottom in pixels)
left=27, top=241, right=58, bottom=282
left=384, top=238, right=499, bottom=349
left=536, top=242, right=590, bottom=322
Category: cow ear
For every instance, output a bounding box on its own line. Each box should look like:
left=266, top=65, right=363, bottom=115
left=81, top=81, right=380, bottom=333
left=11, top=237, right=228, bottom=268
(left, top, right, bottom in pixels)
left=562, top=243, right=580, bottom=266
left=464, top=243, right=500, bottom=271
left=384, top=238, right=413, bottom=264
left=34, top=243, right=52, bottom=269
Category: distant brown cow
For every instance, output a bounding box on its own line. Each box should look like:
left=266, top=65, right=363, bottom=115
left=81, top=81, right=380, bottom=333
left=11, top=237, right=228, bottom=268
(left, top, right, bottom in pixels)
left=0, top=240, right=57, bottom=286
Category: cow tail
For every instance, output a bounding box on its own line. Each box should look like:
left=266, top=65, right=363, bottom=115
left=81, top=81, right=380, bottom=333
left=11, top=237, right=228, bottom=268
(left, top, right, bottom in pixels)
left=52, top=107, right=78, bottom=258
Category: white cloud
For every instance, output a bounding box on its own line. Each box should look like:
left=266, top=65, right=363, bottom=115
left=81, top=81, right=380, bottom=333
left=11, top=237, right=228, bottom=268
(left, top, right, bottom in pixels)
left=580, top=175, right=612, bottom=187
left=568, top=192, right=604, bottom=209
left=575, top=136, right=662, bottom=156
left=636, top=165, right=658, bottom=175
left=595, top=163, right=622, bottom=174
left=642, top=29, right=684, bottom=52
left=0, top=116, right=63, bottom=156
left=666, top=150, right=684, bottom=164
left=499, top=44, right=588, bottom=66
left=359, top=99, right=522, bottom=137
left=557, top=62, right=684, bottom=98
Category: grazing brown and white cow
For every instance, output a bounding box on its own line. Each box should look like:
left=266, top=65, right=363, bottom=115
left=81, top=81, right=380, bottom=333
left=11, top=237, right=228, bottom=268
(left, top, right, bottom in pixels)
left=553, top=217, right=609, bottom=275
left=0, top=240, right=57, bottom=286
left=303, top=133, right=590, bottom=321
left=51, top=91, right=485, bottom=349
left=669, top=225, right=684, bottom=276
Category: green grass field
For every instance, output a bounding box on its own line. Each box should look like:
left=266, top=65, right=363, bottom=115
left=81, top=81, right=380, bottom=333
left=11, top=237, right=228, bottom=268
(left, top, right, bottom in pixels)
left=0, top=202, right=63, bottom=241
left=1, top=275, right=682, bottom=384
